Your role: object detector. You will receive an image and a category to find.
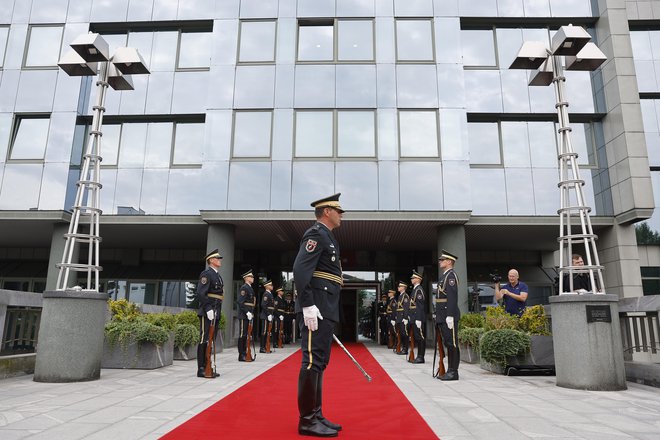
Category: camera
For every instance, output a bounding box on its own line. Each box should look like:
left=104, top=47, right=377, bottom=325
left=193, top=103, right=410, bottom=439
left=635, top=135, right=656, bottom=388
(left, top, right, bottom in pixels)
left=489, top=272, right=502, bottom=283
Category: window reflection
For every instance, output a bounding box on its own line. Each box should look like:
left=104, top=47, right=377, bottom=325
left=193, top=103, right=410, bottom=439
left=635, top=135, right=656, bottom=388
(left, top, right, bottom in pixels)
left=295, top=111, right=333, bottom=157
left=24, top=25, right=63, bottom=68
left=0, top=27, right=8, bottom=67
left=337, top=111, right=375, bottom=157
left=395, top=19, right=434, bottom=62
left=100, top=124, right=122, bottom=166
left=239, top=20, right=277, bottom=62
left=145, top=122, right=173, bottom=168
left=177, top=32, right=211, bottom=69
left=468, top=122, right=500, bottom=165
left=0, top=164, right=43, bottom=209
left=462, top=29, right=496, bottom=67
left=398, top=111, right=438, bottom=157
left=298, top=22, right=334, bottom=61
left=337, top=20, right=373, bottom=61
left=9, top=117, right=50, bottom=160
left=233, top=111, right=273, bottom=157
left=173, top=123, right=204, bottom=165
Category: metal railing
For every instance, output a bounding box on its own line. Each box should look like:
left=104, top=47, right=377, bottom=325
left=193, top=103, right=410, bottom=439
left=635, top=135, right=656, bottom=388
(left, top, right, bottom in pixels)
left=618, top=297, right=660, bottom=363
left=1, top=306, right=41, bottom=355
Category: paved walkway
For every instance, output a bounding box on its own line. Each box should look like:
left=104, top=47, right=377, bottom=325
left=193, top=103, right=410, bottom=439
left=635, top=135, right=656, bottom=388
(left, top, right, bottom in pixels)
left=0, top=342, right=659, bottom=439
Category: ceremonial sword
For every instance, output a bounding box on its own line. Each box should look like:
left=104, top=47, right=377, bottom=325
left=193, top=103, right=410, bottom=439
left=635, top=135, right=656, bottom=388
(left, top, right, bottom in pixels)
left=332, top=334, right=372, bottom=382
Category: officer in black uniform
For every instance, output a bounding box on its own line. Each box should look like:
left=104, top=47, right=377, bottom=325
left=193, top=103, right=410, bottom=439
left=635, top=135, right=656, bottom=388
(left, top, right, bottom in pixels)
left=274, top=287, right=286, bottom=347
left=259, top=280, right=275, bottom=353
left=196, top=248, right=224, bottom=378
left=385, top=289, right=396, bottom=349
left=237, top=269, right=256, bottom=362
left=293, top=193, right=344, bottom=437
left=377, top=294, right=388, bottom=345
left=395, top=281, right=410, bottom=356
left=435, top=249, right=461, bottom=380
left=409, top=271, right=426, bottom=364
left=284, top=293, right=295, bottom=343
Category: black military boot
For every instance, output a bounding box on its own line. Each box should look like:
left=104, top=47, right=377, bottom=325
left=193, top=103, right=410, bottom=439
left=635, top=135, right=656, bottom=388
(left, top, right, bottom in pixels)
left=196, top=343, right=206, bottom=377
left=439, top=369, right=459, bottom=381
left=238, top=339, right=246, bottom=361
left=298, top=369, right=338, bottom=437
left=412, top=340, right=425, bottom=363
left=316, top=371, right=342, bottom=431
left=259, top=333, right=267, bottom=353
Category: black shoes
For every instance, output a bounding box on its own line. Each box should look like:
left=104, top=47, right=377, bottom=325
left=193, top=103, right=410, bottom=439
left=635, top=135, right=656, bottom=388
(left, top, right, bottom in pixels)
left=259, top=348, right=267, bottom=353
left=411, top=357, right=425, bottom=364
left=238, top=354, right=246, bottom=362
left=197, top=368, right=218, bottom=378
left=438, top=370, right=459, bottom=381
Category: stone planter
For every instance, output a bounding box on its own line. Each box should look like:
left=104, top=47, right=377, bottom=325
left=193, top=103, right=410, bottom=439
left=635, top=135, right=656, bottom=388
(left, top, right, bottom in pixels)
left=479, top=335, right=554, bottom=375
left=459, top=342, right=480, bottom=364
left=102, top=333, right=174, bottom=369
left=174, top=344, right=197, bottom=361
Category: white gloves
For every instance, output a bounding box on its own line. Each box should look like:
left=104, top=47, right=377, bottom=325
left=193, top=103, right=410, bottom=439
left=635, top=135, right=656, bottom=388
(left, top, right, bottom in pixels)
left=302, top=305, right=323, bottom=331
left=415, top=320, right=422, bottom=329
left=279, top=315, right=284, bottom=321
left=390, top=320, right=396, bottom=327
left=267, top=314, right=273, bottom=322
left=402, top=319, right=409, bottom=326
left=206, top=309, right=215, bottom=320
left=246, top=311, right=253, bottom=321
left=446, top=316, right=454, bottom=330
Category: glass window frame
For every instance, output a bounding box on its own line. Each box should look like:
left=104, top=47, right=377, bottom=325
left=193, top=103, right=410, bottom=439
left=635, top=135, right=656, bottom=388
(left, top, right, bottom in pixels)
left=231, top=110, right=274, bottom=159
left=556, top=121, right=598, bottom=168
left=394, top=18, right=435, bottom=63
left=296, top=18, right=375, bottom=63
left=468, top=121, right=503, bottom=167
left=237, top=19, right=278, bottom=64
left=461, top=27, right=498, bottom=69
left=397, top=109, right=440, bottom=159
left=176, top=30, right=212, bottom=71
left=0, top=25, right=10, bottom=68
left=7, top=114, right=51, bottom=162
left=23, top=24, right=64, bottom=69
left=171, top=122, right=204, bottom=167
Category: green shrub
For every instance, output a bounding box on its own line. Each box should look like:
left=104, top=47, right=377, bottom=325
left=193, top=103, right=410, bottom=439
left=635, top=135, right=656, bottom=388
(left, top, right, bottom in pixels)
left=174, top=323, right=200, bottom=348
left=143, top=312, right=177, bottom=331
left=175, top=310, right=199, bottom=327
left=484, top=306, right=519, bottom=331
left=107, top=299, right=140, bottom=322
left=458, top=327, right=485, bottom=351
left=459, top=313, right=485, bottom=329
left=479, top=329, right=530, bottom=366
left=519, top=305, right=551, bottom=335
left=104, top=319, right=169, bottom=347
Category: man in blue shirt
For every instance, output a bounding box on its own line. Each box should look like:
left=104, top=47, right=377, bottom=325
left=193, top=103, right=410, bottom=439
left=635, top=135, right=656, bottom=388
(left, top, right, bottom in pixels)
left=495, top=269, right=528, bottom=317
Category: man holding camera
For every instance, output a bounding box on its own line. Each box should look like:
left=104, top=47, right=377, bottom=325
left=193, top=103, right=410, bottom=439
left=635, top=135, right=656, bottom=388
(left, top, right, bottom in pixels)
left=495, top=269, right=528, bottom=317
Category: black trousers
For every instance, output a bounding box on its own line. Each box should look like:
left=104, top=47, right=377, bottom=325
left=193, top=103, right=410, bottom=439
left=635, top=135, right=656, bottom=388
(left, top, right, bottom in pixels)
left=378, top=316, right=388, bottom=343
left=197, top=314, right=219, bottom=370
left=437, top=322, right=460, bottom=371
left=298, top=313, right=334, bottom=373
left=237, top=318, right=249, bottom=356
left=397, top=321, right=409, bottom=351
left=284, top=315, right=294, bottom=342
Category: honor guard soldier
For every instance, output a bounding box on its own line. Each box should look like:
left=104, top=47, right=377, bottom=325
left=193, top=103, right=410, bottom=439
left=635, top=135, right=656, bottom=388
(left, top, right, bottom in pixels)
left=409, top=271, right=427, bottom=364
left=293, top=193, right=344, bottom=437
left=260, top=280, right=275, bottom=353
left=237, top=270, right=256, bottom=362
left=395, top=281, right=410, bottom=356
left=284, top=293, right=295, bottom=343
left=377, top=294, right=388, bottom=345
left=274, top=287, right=286, bottom=348
left=386, top=289, right=397, bottom=349
left=196, top=249, right=224, bottom=378
left=436, top=250, right=461, bottom=380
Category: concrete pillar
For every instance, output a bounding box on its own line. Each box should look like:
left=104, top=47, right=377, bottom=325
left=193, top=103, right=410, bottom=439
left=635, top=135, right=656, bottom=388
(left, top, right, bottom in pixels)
left=207, top=223, right=235, bottom=347
left=46, top=223, right=79, bottom=291
left=437, top=224, right=467, bottom=314
left=33, top=289, right=107, bottom=382
left=549, top=294, right=626, bottom=390
left=599, top=224, right=643, bottom=298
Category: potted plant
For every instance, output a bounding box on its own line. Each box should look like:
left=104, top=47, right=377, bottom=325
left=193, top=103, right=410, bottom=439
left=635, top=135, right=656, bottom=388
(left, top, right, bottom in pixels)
left=518, top=305, right=554, bottom=367
left=479, top=328, right=531, bottom=374
left=173, top=310, right=200, bottom=360
left=457, top=313, right=485, bottom=363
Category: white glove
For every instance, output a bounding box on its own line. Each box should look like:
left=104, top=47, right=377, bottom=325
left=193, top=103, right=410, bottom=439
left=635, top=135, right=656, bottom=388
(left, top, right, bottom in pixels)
left=390, top=320, right=395, bottom=327
left=415, top=320, right=422, bottom=329
left=403, top=319, right=408, bottom=326
left=246, top=311, right=253, bottom=321
left=279, top=315, right=284, bottom=321
left=446, top=316, right=454, bottom=330
left=206, top=309, right=214, bottom=321
left=302, top=305, right=323, bottom=331
left=267, top=314, right=273, bottom=322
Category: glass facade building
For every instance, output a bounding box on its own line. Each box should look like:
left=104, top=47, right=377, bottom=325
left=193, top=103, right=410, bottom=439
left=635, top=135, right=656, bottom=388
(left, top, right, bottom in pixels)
left=0, top=0, right=656, bottom=340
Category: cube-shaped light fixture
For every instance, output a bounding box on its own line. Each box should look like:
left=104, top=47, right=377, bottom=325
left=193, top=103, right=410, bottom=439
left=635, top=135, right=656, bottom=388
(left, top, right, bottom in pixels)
left=528, top=57, right=554, bottom=87
left=107, top=64, right=134, bottom=90
left=551, top=25, right=592, bottom=56
left=111, top=47, right=150, bottom=75
left=70, top=33, right=109, bottom=62
left=565, top=42, right=607, bottom=71
left=509, top=41, right=548, bottom=70
left=58, top=49, right=98, bottom=76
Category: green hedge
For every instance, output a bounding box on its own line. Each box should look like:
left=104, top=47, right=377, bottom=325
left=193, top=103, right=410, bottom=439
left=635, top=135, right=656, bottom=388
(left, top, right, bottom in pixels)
left=459, top=313, right=485, bottom=329
left=174, top=323, right=200, bottom=348
left=479, top=329, right=530, bottom=366
left=458, top=327, right=485, bottom=352
left=104, top=319, right=170, bottom=347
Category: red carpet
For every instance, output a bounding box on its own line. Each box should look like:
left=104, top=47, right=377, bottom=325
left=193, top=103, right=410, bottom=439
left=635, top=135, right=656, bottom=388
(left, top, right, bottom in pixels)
left=161, top=343, right=438, bottom=439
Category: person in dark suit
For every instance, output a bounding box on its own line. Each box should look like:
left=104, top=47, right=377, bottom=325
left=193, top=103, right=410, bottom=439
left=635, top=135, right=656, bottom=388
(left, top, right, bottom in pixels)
left=395, top=281, right=410, bottom=356
left=274, top=287, right=286, bottom=347
left=293, top=193, right=344, bottom=437
left=196, top=248, right=224, bottom=378
left=409, top=271, right=426, bottom=364
left=259, top=280, right=275, bottom=353
left=435, top=250, right=461, bottom=381
left=386, top=289, right=397, bottom=350
left=237, top=270, right=256, bottom=362
left=377, top=294, right=388, bottom=345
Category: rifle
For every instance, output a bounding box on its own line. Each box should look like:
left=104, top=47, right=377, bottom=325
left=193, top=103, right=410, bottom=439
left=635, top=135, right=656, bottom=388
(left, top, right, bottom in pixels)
left=266, top=320, right=272, bottom=353
left=408, top=322, right=416, bottom=362
left=204, top=313, right=216, bottom=378
left=277, top=318, right=283, bottom=348
left=246, top=319, right=255, bottom=362
left=432, top=325, right=446, bottom=378
left=395, top=325, right=401, bottom=353
left=387, top=326, right=393, bottom=349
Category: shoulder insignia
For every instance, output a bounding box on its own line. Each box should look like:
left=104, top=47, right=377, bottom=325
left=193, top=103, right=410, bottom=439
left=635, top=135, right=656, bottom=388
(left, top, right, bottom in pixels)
left=263, top=295, right=268, bottom=301
left=449, top=278, right=455, bottom=286
left=240, top=290, right=246, bottom=296
left=305, top=239, right=318, bottom=253
left=417, top=293, right=423, bottom=300
left=200, top=276, right=208, bottom=285
left=404, top=298, right=408, bottom=303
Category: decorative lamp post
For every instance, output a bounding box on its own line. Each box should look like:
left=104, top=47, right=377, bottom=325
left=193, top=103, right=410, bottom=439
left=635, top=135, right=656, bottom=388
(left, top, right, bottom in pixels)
left=34, top=34, right=149, bottom=382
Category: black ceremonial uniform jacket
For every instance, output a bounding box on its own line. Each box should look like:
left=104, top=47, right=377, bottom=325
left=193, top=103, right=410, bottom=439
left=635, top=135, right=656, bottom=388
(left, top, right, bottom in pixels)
left=395, top=291, right=410, bottom=324
left=284, top=299, right=295, bottom=317
left=237, top=282, right=255, bottom=320
left=410, top=284, right=426, bottom=322
left=260, top=290, right=275, bottom=320
left=386, top=296, right=397, bottom=322
left=274, top=295, right=285, bottom=319
left=197, top=267, right=224, bottom=317
left=293, top=222, right=342, bottom=322
left=377, top=300, right=388, bottom=319
left=435, top=268, right=460, bottom=323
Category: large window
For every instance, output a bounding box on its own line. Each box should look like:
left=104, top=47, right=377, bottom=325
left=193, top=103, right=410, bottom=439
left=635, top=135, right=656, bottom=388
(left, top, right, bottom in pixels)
left=462, top=29, right=496, bottom=67
left=468, top=122, right=501, bottom=165
left=232, top=111, right=273, bottom=157
left=398, top=110, right=439, bottom=157
left=395, top=19, right=434, bottom=62
left=8, top=116, right=50, bottom=160
left=0, top=26, right=9, bottom=68
left=297, top=19, right=374, bottom=62
left=294, top=110, right=376, bottom=158
left=641, top=267, right=660, bottom=296
left=239, top=20, right=277, bottom=63
left=172, top=123, right=204, bottom=165
left=24, top=25, right=63, bottom=68
left=177, top=31, right=212, bottom=69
